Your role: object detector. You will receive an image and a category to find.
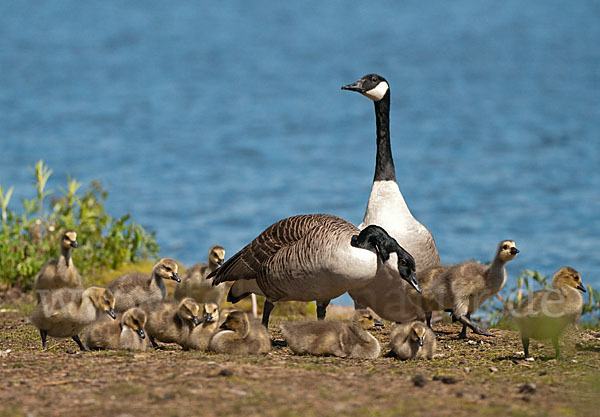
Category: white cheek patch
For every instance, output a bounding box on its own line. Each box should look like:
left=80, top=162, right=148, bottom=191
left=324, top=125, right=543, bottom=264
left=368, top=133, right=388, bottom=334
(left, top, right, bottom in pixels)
left=364, top=81, right=389, bottom=101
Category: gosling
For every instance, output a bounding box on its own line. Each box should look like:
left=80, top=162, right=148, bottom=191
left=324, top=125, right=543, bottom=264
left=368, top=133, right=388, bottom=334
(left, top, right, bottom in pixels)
left=409, top=240, right=519, bottom=338
left=144, top=298, right=201, bottom=349
left=30, top=287, right=116, bottom=351
left=85, top=307, right=149, bottom=351
left=184, top=302, right=220, bottom=351
left=174, top=246, right=227, bottom=304
left=280, top=309, right=382, bottom=359
left=107, top=258, right=180, bottom=313
left=514, top=266, right=585, bottom=358
left=388, top=321, right=437, bottom=360
left=209, top=310, right=270, bottom=354
left=34, top=231, right=81, bottom=303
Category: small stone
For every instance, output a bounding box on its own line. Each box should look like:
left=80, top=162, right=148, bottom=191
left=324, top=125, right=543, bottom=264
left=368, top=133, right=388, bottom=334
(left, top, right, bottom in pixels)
left=219, top=369, right=233, bottom=377
left=412, top=374, right=427, bottom=388
left=539, top=371, right=547, bottom=376
left=519, top=383, right=537, bottom=394
left=489, top=367, right=498, bottom=373
left=467, top=340, right=477, bottom=345
left=480, top=393, right=487, bottom=400
left=463, top=367, right=471, bottom=373
left=456, top=391, right=464, bottom=398
left=434, top=375, right=458, bottom=384
left=522, top=396, right=531, bottom=402
left=571, top=359, right=578, bottom=363
left=526, top=357, right=535, bottom=362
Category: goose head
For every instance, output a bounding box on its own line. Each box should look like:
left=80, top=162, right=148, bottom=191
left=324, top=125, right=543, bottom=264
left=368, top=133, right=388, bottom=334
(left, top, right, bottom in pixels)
left=351, top=225, right=420, bottom=293
left=552, top=266, right=586, bottom=293
left=219, top=310, right=250, bottom=338
left=87, top=287, right=116, bottom=319
left=209, top=245, right=226, bottom=268
left=61, top=230, right=78, bottom=250
left=122, top=308, right=147, bottom=340
left=353, top=309, right=384, bottom=329
left=202, top=302, right=219, bottom=324
left=153, top=258, right=181, bottom=282
left=496, top=240, right=519, bottom=263
left=178, top=298, right=201, bottom=326
left=342, top=74, right=390, bottom=102
left=410, top=322, right=428, bottom=347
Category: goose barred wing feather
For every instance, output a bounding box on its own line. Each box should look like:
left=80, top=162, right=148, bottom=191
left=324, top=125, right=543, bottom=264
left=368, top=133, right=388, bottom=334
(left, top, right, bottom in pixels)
left=209, top=214, right=357, bottom=288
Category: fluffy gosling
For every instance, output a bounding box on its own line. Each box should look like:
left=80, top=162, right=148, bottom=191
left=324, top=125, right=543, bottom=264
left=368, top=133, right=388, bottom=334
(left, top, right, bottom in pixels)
left=209, top=310, right=270, bottom=354
left=388, top=321, right=437, bottom=360
left=174, top=246, right=227, bottom=304
left=85, top=307, right=149, bottom=351
left=30, top=287, right=115, bottom=351
left=144, top=298, right=201, bottom=349
left=409, top=240, right=519, bottom=338
left=184, top=302, right=220, bottom=351
left=107, top=258, right=180, bottom=313
left=34, top=231, right=81, bottom=303
left=280, top=309, right=382, bottom=359
left=514, top=266, right=585, bottom=358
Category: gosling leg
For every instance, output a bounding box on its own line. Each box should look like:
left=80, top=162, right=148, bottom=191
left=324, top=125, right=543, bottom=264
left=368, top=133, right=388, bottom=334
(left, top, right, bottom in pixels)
left=552, top=336, right=561, bottom=359
left=425, top=312, right=432, bottom=329
left=522, top=336, right=530, bottom=358
left=40, top=329, right=48, bottom=349
left=261, top=300, right=275, bottom=328
left=457, top=315, right=493, bottom=337
left=316, top=300, right=330, bottom=320
left=149, top=335, right=160, bottom=350
left=72, top=334, right=90, bottom=351
left=458, top=313, right=470, bottom=339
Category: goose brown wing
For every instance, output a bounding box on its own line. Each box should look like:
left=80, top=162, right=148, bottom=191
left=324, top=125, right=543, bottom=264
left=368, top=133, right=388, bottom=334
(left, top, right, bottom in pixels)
left=209, top=214, right=352, bottom=286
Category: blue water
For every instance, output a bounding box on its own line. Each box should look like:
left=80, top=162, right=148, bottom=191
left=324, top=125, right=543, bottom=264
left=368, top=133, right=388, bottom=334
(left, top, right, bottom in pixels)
left=1, top=1, right=599, bottom=304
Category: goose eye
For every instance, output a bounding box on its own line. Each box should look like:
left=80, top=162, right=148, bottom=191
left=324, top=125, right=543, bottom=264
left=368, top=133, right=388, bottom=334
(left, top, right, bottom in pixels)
left=371, top=76, right=377, bottom=82
left=400, top=259, right=407, bottom=266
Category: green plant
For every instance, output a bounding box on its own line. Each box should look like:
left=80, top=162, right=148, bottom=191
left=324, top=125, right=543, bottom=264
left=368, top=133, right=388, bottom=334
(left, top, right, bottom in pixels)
left=0, top=161, right=159, bottom=291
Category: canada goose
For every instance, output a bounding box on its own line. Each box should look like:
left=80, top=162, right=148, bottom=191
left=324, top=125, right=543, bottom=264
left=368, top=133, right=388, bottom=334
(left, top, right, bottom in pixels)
left=34, top=231, right=81, bottom=303
left=208, top=214, right=420, bottom=328
left=144, top=298, right=200, bottom=349
left=280, top=309, right=382, bottom=359
left=341, top=74, right=442, bottom=323
left=30, top=287, right=116, bottom=351
left=174, top=245, right=227, bottom=304
left=388, top=321, right=437, bottom=360
left=514, top=267, right=585, bottom=358
left=208, top=310, right=271, bottom=354
left=107, top=258, right=180, bottom=313
left=185, top=302, right=220, bottom=351
left=409, top=240, right=519, bottom=338
left=85, top=307, right=149, bottom=351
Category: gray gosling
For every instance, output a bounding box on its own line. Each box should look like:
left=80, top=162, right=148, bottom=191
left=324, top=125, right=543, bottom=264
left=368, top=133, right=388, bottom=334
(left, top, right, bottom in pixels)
left=144, top=298, right=201, bottom=349
left=514, top=266, right=585, bottom=358
left=184, top=302, right=220, bottom=351
left=30, top=286, right=116, bottom=351
left=388, top=321, right=437, bottom=360
left=209, top=310, right=271, bottom=354
left=280, top=309, right=382, bottom=359
left=85, top=307, right=149, bottom=351
left=107, top=258, right=180, bottom=313
left=409, top=240, right=519, bottom=338
left=174, top=245, right=227, bottom=304
left=34, top=231, right=81, bottom=303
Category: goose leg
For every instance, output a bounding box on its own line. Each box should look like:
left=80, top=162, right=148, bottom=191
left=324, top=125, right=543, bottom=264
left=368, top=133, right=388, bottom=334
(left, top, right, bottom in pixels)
left=458, top=313, right=470, bottom=339
left=425, top=312, right=432, bottom=329
left=316, top=300, right=330, bottom=320
left=457, top=315, right=493, bottom=337
left=251, top=293, right=258, bottom=318
left=72, top=334, right=90, bottom=351
left=40, top=329, right=47, bottom=349
left=262, top=300, right=275, bottom=328
left=149, top=335, right=160, bottom=350
left=522, top=336, right=530, bottom=358
left=552, top=336, right=561, bottom=359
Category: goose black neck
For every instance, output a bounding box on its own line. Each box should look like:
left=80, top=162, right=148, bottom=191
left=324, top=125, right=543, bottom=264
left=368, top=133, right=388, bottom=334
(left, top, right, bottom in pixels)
left=373, top=92, right=396, bottom=182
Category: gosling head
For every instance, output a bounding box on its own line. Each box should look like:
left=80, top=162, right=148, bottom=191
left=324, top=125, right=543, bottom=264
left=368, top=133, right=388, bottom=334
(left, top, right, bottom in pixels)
left=88, top=287, right=116, bottom=319
left=178, top=298, right=201, bottom=326
left=61, top=231, right=78, bottom=250
left=351, top=225, right=420, bottom=293
left=410, top=322, right=428, bottom=347
left=352, top=309, right=384, bottom=330
left=122, top=308, right=147, bottom=340
left=153, top=258, right=180, bottom=283
left=496, top=240, right=519, bottom=263
left=342, top=73, right=390, bottom=102
left=202, top=302, right=219, bottom=324
left=208, top=245, right=226, bottom=268
left=552, top=266, right=586, bottom=293
left=219, top=310, right=250, bottom=338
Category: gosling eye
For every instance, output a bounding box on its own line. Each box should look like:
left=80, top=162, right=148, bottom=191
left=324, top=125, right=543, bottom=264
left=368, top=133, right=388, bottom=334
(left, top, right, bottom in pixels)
left=104, top=300, right=110, bottom=306
left=574, top=275, right=580, bottom=281
left=164, top=266, right=171, bottom=272
left=502, top=245, right=509, bottom=250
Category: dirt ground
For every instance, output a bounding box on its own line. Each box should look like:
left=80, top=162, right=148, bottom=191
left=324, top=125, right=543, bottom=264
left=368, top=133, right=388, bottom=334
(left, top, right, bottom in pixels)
left=1, top=307, right=599, bottom=417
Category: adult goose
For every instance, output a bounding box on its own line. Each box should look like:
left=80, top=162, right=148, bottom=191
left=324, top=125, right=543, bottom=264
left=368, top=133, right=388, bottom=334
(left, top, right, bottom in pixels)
left=209, top=214, right=420, bottom=328
left=341, top=74, right=441, bottom=323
